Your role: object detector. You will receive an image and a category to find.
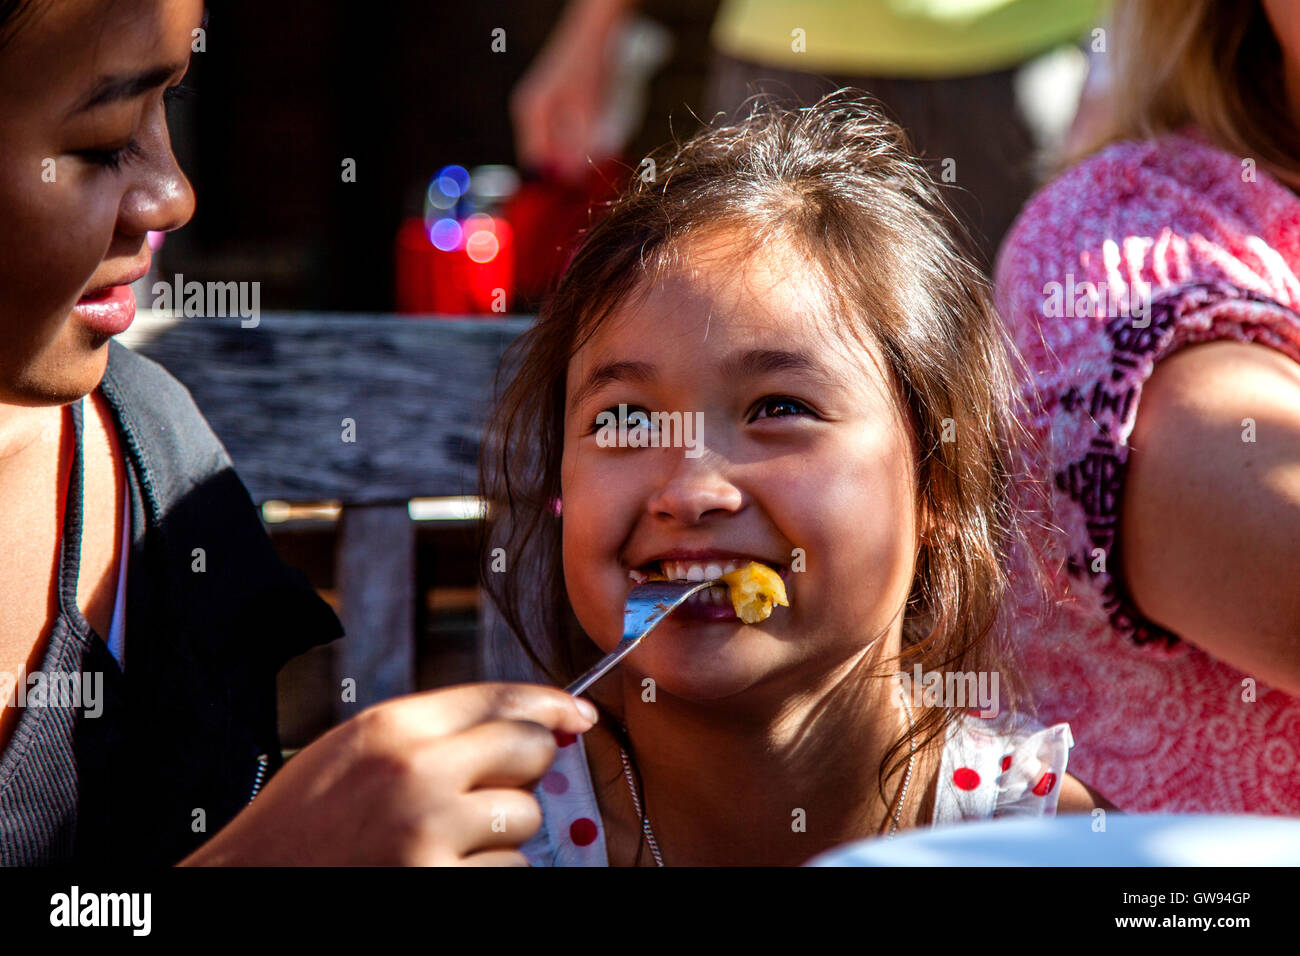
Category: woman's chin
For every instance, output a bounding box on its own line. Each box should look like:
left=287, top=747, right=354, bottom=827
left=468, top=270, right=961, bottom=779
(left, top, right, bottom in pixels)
left=6, top=348, right=108, bottom=407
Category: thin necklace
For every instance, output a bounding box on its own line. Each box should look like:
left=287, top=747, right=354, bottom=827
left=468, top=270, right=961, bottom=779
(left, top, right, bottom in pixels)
left=618, top=738, right=665, bottom=866
left=887, top=683, right=917, bottom=839
left=615, top=678, right=918, bottom=866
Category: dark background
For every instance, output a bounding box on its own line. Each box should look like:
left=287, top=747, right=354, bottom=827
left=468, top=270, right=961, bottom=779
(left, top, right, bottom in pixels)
left=165, top=0, right=722, bottom=312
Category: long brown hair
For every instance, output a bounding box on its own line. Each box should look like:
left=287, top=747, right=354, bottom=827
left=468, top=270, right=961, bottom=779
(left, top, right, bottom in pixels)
left=479, top=91, right=1044, bottom=845
left=1066, top=0, right=1300, bottom=186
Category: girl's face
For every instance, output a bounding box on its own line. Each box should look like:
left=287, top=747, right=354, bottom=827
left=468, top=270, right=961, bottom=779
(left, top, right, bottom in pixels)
left=0, top=0, right=200, bottom=405
left=561, top=231, right=921, bottom=703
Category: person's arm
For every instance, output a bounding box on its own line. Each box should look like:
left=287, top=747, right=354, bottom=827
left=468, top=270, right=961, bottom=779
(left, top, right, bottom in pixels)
left=1057, top=773, right=1118, bottom=813
left=176, top=683, right=597, bottom=866
left=510, top=0, right=640, bottom=182
left=1121, top=340, right=1300, bottom=695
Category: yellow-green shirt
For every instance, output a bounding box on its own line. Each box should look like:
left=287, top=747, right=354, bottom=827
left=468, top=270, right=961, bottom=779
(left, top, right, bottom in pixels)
left=712, top=0, right=1109, bottom=77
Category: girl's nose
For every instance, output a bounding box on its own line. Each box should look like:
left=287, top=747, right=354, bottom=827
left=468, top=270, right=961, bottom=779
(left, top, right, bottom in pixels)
left=645, top=458, right=744, bottom=524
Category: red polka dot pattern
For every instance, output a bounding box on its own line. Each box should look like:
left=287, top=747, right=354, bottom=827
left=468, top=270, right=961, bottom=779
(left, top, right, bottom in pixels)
left=1032, top=772, right=1057, bottom=797
left=569, top=817, right=598, bottom=846
left=953, top=767, right=980, bottom=791
left=541, top=770, right=569, bottom=795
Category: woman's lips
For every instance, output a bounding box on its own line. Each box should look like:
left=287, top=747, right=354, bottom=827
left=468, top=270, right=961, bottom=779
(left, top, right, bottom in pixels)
left=72, top=284, right=136, bottom=337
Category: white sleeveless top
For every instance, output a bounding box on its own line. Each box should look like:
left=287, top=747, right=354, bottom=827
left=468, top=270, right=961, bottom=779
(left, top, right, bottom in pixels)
left=523, top=711, right=1073, bottom=866
left=72, top=395, right=129, bottom=671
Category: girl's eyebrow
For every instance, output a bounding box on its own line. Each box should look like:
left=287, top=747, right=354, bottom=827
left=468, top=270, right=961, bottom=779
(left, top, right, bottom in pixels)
left=570, top=360, right=656, bottom=409
left=569, top=349, right=833, bottom=408
left=719, top=348, right=828, bottom=380
left=70, top=62, right=187, bottom=115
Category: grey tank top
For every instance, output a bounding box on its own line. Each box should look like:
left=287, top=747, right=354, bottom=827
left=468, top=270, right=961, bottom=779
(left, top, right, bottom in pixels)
left=0, top=397, right=129, bottom=864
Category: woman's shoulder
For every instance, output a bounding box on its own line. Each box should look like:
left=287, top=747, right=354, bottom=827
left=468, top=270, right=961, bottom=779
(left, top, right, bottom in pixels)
left=1002, top=128, right=1272, bottom=239
left=931, top=711, right=1074, bottom=825
left=994, top=128, right=1297, bottom=314
left=100, top=340, right=233, bottom=479
left=992, top=125, right=1300, bottom=424
left=104, top=336, right=196, bottom=401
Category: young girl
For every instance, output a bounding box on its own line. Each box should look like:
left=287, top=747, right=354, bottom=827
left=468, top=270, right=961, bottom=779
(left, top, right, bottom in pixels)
left=0, top=0, right=594, bottom=867
left=481, top=93, right=1109, bottom=866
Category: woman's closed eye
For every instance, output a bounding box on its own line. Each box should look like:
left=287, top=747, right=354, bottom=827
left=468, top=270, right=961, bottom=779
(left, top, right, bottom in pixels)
left=74, top=85, right=192, bottom=172
left=163, top=83, right=195, bottom=105
left=75, top=138, right=146, bottom=171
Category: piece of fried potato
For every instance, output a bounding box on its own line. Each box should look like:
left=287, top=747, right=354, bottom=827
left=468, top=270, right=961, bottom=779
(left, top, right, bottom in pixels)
left=719, top=561, right=789, bottom=623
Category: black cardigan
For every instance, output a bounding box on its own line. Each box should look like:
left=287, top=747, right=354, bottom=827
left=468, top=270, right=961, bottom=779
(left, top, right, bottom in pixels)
left=0, top=341, right=343, bottom=865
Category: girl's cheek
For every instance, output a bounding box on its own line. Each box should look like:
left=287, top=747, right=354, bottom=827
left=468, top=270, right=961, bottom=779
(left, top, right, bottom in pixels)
left=799, top=445, right=916, bottom=605
left=561, top=516, right=624, bottom=650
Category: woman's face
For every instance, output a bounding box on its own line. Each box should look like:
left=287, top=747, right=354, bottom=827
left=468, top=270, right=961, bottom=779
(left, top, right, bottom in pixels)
left=0, top=0, right=200, bottom=405
left=560, top=231, right=921, bottom=703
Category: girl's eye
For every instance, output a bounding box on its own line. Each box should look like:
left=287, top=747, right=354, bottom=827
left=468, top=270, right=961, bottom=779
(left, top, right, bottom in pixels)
left=751, top=396, right=813, bottom=421
left=76, top=139, right=145, bottom=172
left=589, top=405, right=654, bottom=432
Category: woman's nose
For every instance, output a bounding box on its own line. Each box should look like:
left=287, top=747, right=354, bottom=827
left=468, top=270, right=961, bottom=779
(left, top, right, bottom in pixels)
left=645, top=457, right=744, bottom=524
left=118, top=127, right=195, bottom=238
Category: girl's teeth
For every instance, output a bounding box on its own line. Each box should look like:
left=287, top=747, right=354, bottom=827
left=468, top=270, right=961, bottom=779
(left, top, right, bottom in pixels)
left=658, top=559, right=749, bottom=581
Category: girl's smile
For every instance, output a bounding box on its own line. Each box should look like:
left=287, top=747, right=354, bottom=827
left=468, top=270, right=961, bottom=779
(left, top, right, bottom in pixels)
left=626, top=557, right=794, bottom=621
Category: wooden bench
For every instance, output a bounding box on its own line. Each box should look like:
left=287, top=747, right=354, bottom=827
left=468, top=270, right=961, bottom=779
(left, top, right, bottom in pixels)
left=120, top=311, right=533, bottom=727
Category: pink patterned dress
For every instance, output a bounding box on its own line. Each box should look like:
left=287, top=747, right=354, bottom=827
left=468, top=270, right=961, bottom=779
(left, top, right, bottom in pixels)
left=994, top=128, right=1300, bottom=813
